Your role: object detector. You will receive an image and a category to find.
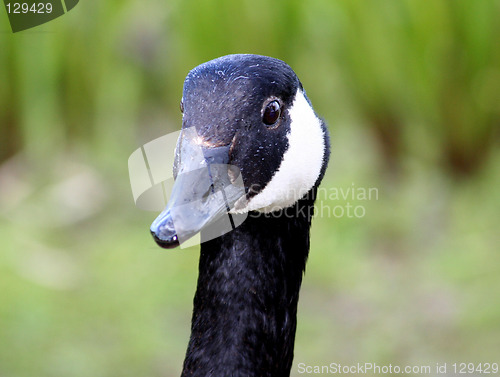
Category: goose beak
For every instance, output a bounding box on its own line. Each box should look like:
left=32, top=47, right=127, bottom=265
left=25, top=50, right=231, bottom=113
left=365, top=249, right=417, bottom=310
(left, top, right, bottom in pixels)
left=150, top=129, right=245, bottom=249
left=150, top=209, right=179, bottom=247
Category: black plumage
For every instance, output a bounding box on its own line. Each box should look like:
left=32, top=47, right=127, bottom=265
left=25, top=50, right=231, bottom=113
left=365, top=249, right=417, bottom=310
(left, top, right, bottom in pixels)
left=150, top=54, right=330, bottom=377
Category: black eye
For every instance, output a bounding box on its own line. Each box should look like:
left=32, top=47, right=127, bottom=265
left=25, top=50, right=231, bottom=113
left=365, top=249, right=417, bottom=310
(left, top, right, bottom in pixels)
left=263, top=100, right=281, bottom=126
left=180, top=100, right=184, bottom=113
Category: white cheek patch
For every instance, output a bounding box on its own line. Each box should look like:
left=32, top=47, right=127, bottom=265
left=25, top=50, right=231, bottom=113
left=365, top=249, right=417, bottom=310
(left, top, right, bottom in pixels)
left=231, top=89, right=325, bottom=214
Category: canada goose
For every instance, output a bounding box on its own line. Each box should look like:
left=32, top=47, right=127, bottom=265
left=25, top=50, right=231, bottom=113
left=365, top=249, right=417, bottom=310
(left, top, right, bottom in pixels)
left=150, top=54, right=330, bottom=377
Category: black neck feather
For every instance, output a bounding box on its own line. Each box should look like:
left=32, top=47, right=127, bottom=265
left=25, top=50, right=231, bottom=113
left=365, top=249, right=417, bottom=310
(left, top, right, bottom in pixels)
left=180, top=190, right=317, bottom=377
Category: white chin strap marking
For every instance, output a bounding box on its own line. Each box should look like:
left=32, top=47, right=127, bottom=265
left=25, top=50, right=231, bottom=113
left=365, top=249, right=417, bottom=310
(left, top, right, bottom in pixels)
left=232, top=88, right=325, bottom=214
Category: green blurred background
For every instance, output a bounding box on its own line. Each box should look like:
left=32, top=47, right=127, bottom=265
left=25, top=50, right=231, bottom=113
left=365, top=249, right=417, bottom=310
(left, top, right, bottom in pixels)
left=1, top=1, right=499, bottom=376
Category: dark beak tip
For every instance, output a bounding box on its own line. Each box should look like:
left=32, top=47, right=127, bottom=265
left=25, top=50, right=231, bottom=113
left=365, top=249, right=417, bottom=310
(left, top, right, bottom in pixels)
left=150, top=229, right=180, bottom=249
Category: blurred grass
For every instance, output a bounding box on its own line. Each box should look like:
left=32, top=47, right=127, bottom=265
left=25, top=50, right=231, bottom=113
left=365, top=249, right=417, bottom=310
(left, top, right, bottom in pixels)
left=1, top=1, right=499, bottom=376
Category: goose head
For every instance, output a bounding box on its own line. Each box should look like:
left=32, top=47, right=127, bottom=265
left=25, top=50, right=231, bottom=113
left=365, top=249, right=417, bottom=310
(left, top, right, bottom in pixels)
left=151, top=54, right=329, bottom=248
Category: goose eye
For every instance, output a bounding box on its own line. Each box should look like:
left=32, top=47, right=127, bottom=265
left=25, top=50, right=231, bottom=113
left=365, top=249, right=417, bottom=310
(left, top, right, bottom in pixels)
left=180, top=100, right=184, bottom=113
left=263, top=100, right=281, bottom=126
